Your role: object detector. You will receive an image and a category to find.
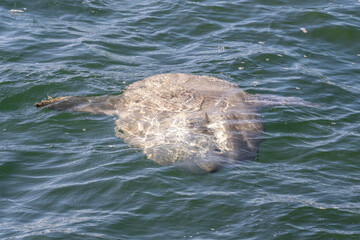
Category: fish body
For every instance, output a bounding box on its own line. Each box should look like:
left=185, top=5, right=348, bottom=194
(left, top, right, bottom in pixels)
left=36, top=73, right=313, bottom=173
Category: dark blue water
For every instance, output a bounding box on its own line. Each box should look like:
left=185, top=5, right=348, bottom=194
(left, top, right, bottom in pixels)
left=1, top=0, right=360, bottom=239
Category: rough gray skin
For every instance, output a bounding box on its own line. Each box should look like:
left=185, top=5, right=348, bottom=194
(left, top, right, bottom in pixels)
left=36, top=73, right=313, bottom=173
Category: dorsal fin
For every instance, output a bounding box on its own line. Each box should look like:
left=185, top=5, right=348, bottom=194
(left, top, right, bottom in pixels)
left=36, top=95, right=120, bottom=116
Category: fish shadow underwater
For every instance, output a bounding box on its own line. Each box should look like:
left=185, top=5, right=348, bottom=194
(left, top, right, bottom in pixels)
left=36, top=73, right=316, bottom=173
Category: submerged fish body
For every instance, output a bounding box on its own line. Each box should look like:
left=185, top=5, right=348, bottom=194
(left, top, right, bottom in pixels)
left=36, top=73, right=312, bottom=173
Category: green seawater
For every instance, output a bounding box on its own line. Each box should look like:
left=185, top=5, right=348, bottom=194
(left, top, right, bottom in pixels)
left=1, top=0, right=360, bottom=239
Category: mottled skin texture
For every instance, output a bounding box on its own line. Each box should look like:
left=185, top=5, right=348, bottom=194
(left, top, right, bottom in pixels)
left=36, top=73, right=312, bottom=173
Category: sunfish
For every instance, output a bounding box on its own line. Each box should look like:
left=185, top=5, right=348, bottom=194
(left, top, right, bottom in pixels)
left=36, top=73, right=314, bottom=173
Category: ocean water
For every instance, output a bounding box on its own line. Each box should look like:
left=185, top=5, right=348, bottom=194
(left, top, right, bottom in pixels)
left=1, top=0, right=360, bottom=239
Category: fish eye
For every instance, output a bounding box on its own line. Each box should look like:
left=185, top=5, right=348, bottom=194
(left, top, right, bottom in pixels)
left=214, top=148, right=221, bottom=153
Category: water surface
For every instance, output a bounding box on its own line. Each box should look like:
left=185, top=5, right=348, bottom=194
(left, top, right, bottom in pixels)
left=1, top=0, right=360, bottom=239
